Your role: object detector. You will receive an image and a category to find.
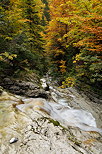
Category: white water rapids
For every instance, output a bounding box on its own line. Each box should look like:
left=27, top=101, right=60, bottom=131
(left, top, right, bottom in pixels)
left=16, top=80, right=102, bottom=135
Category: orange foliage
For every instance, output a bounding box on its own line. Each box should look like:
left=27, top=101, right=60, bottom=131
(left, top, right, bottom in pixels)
left=46, top=0, right=102, bottom=82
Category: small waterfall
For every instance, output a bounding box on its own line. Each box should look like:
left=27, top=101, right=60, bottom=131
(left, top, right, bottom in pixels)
left=16, top=78, right=102, bottom=135
left=0, top=79, right=102, bottom=135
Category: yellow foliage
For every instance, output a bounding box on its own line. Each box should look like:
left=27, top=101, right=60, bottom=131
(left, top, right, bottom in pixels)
left=73, top=60, right=76, bottom=63
left=0, top=56, right=3, bottom=61
left=75, top=54, right=81, bottom=61
left=18, top=19, right=32, bottom=23
left=55, top=50, right=65, bottom=56
left=0, top=52, right=17, bottom=61
left=77, top=73, right=85, bottom=77
left=5, top=37, right=12, bottom=40
left=60, top=60, right=66, bottom=64
left=8, top=56, right=13, bottom=60
left=59, top=60, right=66, bottom=73
left=61, top=77, right=76, bottom=88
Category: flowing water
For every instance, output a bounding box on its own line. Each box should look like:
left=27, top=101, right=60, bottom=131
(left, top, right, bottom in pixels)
left=0, top=84, right=102, bottom=154
left=0, top=85, right=102, bottom=143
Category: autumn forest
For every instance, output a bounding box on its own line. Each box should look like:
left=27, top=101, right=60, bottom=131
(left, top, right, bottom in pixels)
left=0, top=0, right=102, bottom=94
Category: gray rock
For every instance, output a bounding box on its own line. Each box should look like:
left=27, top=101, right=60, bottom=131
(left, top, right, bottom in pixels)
left=26, top=89, right=49, bottom=99
left=3, top=78, right=14, bottom=85
left=0, top=77, right=43, bottom=98
left=0, top=89, right=102, bottom=154
left=10, top=86, right=20, bottom=91
left=29, top=84, right=39, bottom=90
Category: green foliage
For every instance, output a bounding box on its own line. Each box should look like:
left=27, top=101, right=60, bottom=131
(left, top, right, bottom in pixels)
left=0, top=0, right=47, bottom=77
left=74, top=48, right=102, bottom=85
left=41, top=0, right=50, bottom=26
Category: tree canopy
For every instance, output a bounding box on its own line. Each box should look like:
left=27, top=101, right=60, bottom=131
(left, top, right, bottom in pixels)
left=0, top=0, right=46, bottom=76
left=0, top=0, right=101, bottom=93
left=45, top=0, right=102, bottom=90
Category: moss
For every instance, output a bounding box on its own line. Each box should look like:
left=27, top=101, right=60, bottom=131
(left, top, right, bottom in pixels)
left=68, top=136, right=82, bottom=146
left=48, top=119, right=60, bottom=126
left=39, top=117, right=82, bottom=146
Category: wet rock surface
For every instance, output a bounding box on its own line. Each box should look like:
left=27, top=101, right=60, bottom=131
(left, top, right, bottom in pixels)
left=0, top=85, right=102, bottom=154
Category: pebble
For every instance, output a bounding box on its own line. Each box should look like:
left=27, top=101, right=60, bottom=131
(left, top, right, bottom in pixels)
left=9, top=137, right=18, bottom=144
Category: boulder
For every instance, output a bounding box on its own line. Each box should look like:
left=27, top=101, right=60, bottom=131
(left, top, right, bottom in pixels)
left=0, top=78, right=49, bottom=99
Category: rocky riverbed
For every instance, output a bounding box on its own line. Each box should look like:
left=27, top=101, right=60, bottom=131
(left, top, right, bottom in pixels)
left=0, top=78, right=102, bottom=154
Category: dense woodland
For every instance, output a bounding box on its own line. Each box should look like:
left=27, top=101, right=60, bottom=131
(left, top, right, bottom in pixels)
left=0, top=0, right=102, bottom=93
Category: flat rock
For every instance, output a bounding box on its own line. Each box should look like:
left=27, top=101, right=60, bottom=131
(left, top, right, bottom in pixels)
left=0, top=86, right=102, bottom=154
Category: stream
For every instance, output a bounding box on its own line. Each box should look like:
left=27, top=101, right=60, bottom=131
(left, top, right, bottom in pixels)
left=0, top=80, right=102, bottom=154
